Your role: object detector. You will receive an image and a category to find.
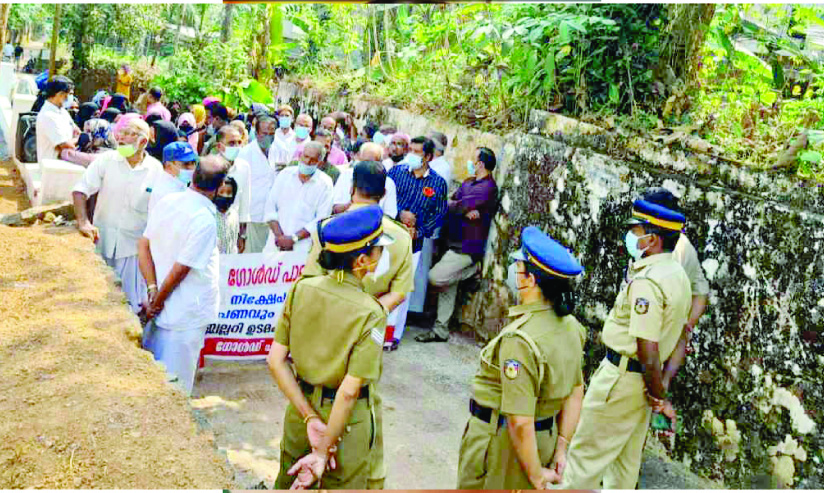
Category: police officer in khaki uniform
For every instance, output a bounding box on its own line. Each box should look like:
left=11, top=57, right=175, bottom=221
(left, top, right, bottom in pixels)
left=562, top=196, right=692, bottom=489
left=304, top=160, right=414, bottom=489
left=457, top=226, right=587, bottom=489
left=267, top=205, right=394, bottom=489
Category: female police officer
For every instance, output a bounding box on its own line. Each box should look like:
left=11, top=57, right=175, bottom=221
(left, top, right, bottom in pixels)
left=457, top=226, right=587, bottom=489
left=267, top=205, right=393, bottom=489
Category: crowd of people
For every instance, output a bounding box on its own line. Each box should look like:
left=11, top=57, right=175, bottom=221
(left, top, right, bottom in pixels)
left=30, top=72, right=710, bottom=489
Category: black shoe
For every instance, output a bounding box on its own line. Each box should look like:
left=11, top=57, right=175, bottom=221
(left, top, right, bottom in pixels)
left=415, top=332, right=448, bottom=343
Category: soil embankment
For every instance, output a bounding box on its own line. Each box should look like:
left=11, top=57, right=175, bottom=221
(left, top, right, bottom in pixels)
left=0, top=218, right=233, bottom=488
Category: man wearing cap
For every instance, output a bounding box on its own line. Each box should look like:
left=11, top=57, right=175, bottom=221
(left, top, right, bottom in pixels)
left=148, top=142, right=199, bottom=213
left=562, top=194, right=692, bottom=489
left=263, top=141, right=334, bottom=255
left=72, top=118, right=163, bottom=315
left=238, top=115, right=278, bottom=253
left=304, top=160, right=414, bottom=489
left=216, top=126, right=252, bottom=253
left=332, top=143, right=398, bottom=218
left=382, top=133, right=409, bottom=172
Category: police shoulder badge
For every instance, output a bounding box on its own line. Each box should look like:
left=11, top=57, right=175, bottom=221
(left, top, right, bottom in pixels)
left=634, top=297, right=650, bottom=315
left=503, top=359, right=521, bottom=379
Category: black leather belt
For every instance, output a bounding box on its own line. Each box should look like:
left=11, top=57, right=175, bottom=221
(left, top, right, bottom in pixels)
left=605, top=347, right=645, bottom=373
left=469, top=399, right=554, bottom=431
left=298, top=379, right=369, bottom=401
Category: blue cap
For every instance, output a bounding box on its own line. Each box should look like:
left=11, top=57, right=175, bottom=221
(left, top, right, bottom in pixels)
left=162, top=142, right=198, bottom=163
left=510, top=226, right=583, bottom=278
left=625, top=199, right=685, bottom=232
left=319, top=205, right=394, bottom=254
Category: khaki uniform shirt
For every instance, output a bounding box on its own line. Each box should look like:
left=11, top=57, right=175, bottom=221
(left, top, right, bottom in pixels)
left=304, top=203, right=414, bottom=297
left=602, top=252, right=692, bottom=362
left=274, top=272, right=387, bottom=388
left=673, top=234, right=710, bottom=296
left=472, top=302, right=587, bottom=419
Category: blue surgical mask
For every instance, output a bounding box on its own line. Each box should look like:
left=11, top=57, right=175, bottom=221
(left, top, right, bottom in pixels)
left=278, top=116, right=292, bottom=129
left=298, top=162, right=317, bottom=176
left=373, top=132, right=385, bottom=145
left=178, top=169, right=194, bottom=186
left=406, top=154, right=423, bottom=170
left=624, top=230, right=651, bottom=261
left=467, top=160, right=476, bottom=176
left=295, top=126, right=310, bottom=140
left=223, top=146, right=240, bottom=161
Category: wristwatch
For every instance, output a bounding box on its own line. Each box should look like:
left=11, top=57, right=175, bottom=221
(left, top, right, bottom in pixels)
left=291, top=234, right=299, bottom=243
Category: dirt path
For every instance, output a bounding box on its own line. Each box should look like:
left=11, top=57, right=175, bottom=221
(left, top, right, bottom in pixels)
left=193, top=327, right=719, bottom=489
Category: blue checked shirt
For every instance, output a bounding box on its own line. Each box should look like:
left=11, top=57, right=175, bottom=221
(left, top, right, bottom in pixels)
left=388, top=164, right=449, bottom=253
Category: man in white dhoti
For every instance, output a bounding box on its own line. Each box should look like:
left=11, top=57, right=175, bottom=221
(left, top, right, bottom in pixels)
left=72, top=119, right=162, bottom=314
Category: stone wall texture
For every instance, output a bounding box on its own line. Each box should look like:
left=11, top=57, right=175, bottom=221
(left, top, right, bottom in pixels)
left=273, top=85, right=823, bottom=487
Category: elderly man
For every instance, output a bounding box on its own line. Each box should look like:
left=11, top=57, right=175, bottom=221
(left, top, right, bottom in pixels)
left=382, top=133, right=409, bottom=172
left=293, top=113, right=314, bottom=149
left=215, top=125, right=252, bottom=253
left=270, top=104, right=296, bottom=167
left=145, top=87, right=171, bottom=122
left=318, top=115, right=349, bottom=166
left=72, top=118, right=163, bottom=314
left=428, top=131, right=453, bottom=186
left=386, top=136, right=448, bottom=347
left=35, top=76, right=81, bottom=162
left=138, top=155, right=228, bottom=395
left=333, top=142, right=398, bottom=217
left=237, top=116, right=277, bottom=253
left=148, top=142, right=198, bottom=213
left=417, top=147, right=499, bottom=343
left=263, top=141, right=333, bottom=255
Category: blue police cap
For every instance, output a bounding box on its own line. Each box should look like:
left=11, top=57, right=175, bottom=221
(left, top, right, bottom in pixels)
left=625, top=199, right=685, bottom=232
left=320, top=205, right=394, bottom=254
left=510, top=226, right=583, bottom=278
left=162, top=142, right=198, bottom=163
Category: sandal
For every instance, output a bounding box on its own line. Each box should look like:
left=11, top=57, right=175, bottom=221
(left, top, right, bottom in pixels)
left=383, top=339, right=400, bottom=352
left=415, top=332, right=448, bottom=343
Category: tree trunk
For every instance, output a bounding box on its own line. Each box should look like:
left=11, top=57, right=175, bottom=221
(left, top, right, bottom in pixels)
left=71, top=4, right=90, bottom=73
left=221, top=4, right=234, bottom=43
left=383, top=6, right=394, bottom=73
left=0, top=4, right=11, bottom=50
left=661, top=4, right=717, bottom=88
left=48, top=5, right=61, bottom=81
left=174, top=4, right=184, bottom=54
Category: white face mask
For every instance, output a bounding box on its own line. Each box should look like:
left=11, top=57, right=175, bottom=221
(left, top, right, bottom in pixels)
left=369, top=248, right=391, bottom=281
left=625, top=231, right=652, bottom=261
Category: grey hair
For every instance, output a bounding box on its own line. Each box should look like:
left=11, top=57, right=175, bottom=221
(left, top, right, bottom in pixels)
left=304, top=141, right=328, bottom=160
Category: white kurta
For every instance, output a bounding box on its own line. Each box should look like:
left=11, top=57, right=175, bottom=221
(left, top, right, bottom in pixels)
left=270, top=128, right=297, bottom=166
left=236, top=141, right=275, bottom=224
left=429, top=156, right=453, bottom=188
left=227, top=157, right=252, bottom=224
left=36, top=100, right=75, bottom=163
left=332, top=167, right=399, bottom=219
left=148, top=170, right=186, bottom=214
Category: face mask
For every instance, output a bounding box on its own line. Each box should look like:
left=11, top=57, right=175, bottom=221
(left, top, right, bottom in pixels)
left=117, top=144, right=137, bottom=158
left=295, top=126, right=310, bottom=140
left=214, top=195, right=234, bottom=213
left=336, top=127, right=345, bottom=141
left=390, top=154, right=405, bottom=163
left=258, top=134, right=274, bottom=151
left=206, top=126, right=215, bottom=137
left=369, top=248, right=391, bottom=281
left=278, top=116, right=292, bottom=129
left=373, top=132, right=385, bottom=145
left=298, top=162, right=317, bottom=176
left=406, top=154, right=423, bottom=170
left=177, top=169, right=194, bottom=186
left=506, top=262, right=529, bottom=302
left=624, top=231, right=652, bottom=261
left=62, top=95, right=75, bottom=109
left=223, top=146, right=241, bottom=161
left=467, top=160, right=476, bottom=176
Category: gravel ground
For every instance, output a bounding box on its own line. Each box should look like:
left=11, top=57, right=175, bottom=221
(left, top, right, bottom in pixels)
left=193, top=326, right=718, bottom=489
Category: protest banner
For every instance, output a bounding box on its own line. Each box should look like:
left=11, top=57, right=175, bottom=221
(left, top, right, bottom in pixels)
left=202, top=251, right=306, bottom=361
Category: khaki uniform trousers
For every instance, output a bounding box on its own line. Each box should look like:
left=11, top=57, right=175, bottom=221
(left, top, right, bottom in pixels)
left=367, top=388, right=385, bottom=489
left=275, top=388, right=375, bottom=489
left=429, top=250, right=478, bottom=339
left=562, top=358, right=652, bottom=489
left=245, top=222, right=271, bottom=254
left=457, top=411, right=558, bottom=489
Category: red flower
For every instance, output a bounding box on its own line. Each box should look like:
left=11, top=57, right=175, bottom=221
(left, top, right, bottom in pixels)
left=423, top=187, right=435, bottom=198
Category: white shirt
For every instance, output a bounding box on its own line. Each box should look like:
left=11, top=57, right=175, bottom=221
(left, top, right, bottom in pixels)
left=36, top=100, right=75, bottom=163
left=73, top=150, right=163, bottom=260
left=332, top=167, right=398, bottom=219
left=227, top=157, right=252, bottom=224
left=382, top=158, right=396, bottom=173
left=429, top=156, right=453, bottom=187
left=263, top=166, right=333, bottom=251
left=148, top=170, right=186, bottom=214
left=237, top=141, right=274, bottom=223
left=3, top=44, right=13, bottom=58
left=144, top=189, right=219, bottom=331
left=269, top=128, right=297, bottom=165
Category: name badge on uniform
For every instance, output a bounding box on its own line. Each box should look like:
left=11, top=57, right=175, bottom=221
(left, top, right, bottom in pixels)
left=503, top=359, right=521, bottom=379
left=634, top=298, right=650, bottom=315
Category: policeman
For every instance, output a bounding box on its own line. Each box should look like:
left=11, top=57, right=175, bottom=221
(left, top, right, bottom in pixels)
left=457, top=226, right=587, bottom=489
left=304, top=160, right=414, bottom=489
left=266, top=205, right=394, bottom=489
left=562, top=195, right=692, bottom=489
